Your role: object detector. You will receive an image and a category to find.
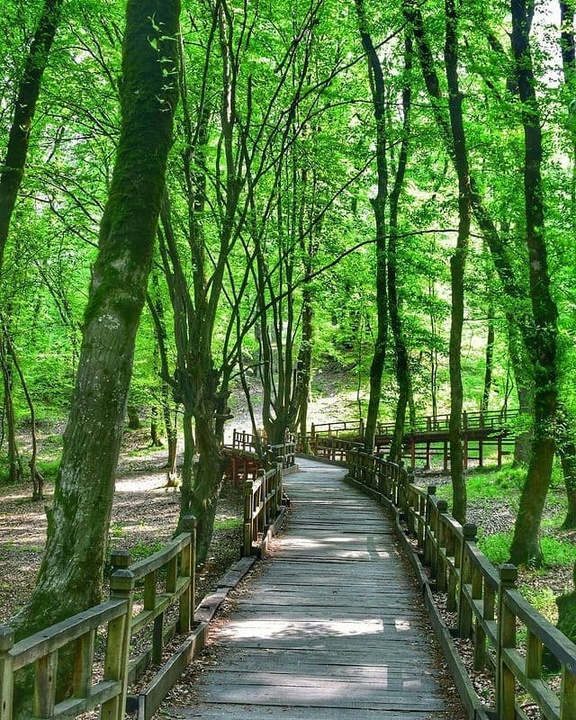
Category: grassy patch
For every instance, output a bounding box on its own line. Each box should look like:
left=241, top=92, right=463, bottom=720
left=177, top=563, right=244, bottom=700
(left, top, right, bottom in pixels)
left=38, top=458, right=60, bottom=482
left=478, top=531, right=512, bottom=566
left=520, top=583, right=558, bottom=623
left=478, top=531, right=574, bottom=569
left=130, top=540, right=164, bottom=560
left=214, top=516, right=242, bottom=531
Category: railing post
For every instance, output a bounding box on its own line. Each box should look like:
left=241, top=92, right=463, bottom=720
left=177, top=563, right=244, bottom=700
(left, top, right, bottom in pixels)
left=0, top=626, right=14, bottom=720
left=496, top=564, right=518, bottom=720
left=243, top=479, right=254, bottom=556
left=457, top=523, right=477, bottom=637
left=180, top=515, right=197, bottom=633
left=561, top=666, right=576, bottom=720
left=423, top=486, right=436, bottom=567
left=434, top=499, right=449, bottom=589
left=102, top=567, right=135, bottom=720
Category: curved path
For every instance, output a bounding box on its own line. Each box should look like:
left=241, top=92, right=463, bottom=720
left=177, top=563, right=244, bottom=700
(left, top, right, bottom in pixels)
left=177, top=458, right=460, bottom=719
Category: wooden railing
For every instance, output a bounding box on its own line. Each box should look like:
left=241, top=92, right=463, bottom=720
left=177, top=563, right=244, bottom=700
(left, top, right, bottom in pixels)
left=243, top=463, right=284, bottom=557
left=312, top=436, right=361, bottom=463
left=376, top=408, right=520, bottom=436
left=0, top=596, right=131, bottom=720
left=224, top=432, right=296, bottom=485
left=267, top=438, right=296, bottom=471
left=304, top=409, right=520, bottom=469
left=0, top=519, right=196, bottom=720
left=347, top=448, right=576, bottom=720
left=231, top=429, right=259, bottom=453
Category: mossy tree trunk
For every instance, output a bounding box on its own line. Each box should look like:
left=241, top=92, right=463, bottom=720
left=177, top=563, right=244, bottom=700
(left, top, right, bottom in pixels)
left=9, top=0, right=180, bottom=707
left=508, top=0, right=558, bottom=566
left=388, top=32, right=413, bottom=465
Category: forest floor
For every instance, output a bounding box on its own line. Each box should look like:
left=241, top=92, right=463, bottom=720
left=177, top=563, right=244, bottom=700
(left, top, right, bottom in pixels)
left=0, top=425, right=574, bottom=718
left=0, top=427, right=245, bottom=625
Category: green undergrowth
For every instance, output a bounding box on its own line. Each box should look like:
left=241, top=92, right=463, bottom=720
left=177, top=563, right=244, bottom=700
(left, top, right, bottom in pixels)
left=214, top=516, right=242, bottom=531
left=478, top=531, right=575, bottom=569
left=432, top=463, right=575, bottom=624
left=436, top=462, right=573, bottom=570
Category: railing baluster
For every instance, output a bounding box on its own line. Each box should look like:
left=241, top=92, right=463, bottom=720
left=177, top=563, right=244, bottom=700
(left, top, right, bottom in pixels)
left=496, top=565, right=518, bottom=720
left=0, top=626, right=14, bottom=720
left=34, top=650, right=58, bottom=718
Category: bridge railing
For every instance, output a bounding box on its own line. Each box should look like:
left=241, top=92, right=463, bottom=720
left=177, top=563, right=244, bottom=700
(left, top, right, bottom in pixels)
left=376, top=408, right=521, bottom=436
left=0, top=519, right=196, bottom=720
left=347, top=448, right=576, bottom=720
left=243, top=463, right=284, bottom=556
left=267, top=437, right=296, bottom=471
left=225, top=432, right=295, bottom=484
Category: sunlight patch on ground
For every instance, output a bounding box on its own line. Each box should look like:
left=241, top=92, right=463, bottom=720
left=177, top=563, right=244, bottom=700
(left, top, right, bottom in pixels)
left=220, top=617, right=385, bottom=640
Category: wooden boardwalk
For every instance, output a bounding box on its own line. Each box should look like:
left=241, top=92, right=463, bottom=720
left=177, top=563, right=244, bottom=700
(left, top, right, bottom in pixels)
left=174, top=458, right=459, bottom=719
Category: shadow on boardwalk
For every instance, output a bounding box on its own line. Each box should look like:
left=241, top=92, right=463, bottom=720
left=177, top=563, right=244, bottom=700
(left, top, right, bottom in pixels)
left=164, top=458, right=466, bottom=720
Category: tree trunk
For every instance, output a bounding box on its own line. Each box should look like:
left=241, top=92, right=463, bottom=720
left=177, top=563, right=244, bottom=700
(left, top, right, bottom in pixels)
left=10, top=0, right=180, bottom=707
left=557, top=406, right=576, bottom=528
left=0, top=0, right=64, bottom=274
left=0, top=333, right=23, bottom=484
left=445, top=0, right=471, bottom=523
left=506, top=317, right=534, bottom=463
left=1, top=312, right=43, bottom=498
left=481, top=306, right=495, bottom=414
left=388, top=32, right=413, bottom=465
left=295, top=287, right=314, bottom=450
left=508, top=0, right=559, bottom=567
left=355, top=0, right=388, bottom=452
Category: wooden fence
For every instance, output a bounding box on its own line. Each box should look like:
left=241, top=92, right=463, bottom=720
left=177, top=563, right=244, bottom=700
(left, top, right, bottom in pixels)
left=243, top=462, right=284, bottom=557
left=0, top=461, right=288, bottom=720
left=305, top=409, right=520, bottom=470
left=0, top=518, right=196, bottom=720
left=347, top=448, right=576, bottom=720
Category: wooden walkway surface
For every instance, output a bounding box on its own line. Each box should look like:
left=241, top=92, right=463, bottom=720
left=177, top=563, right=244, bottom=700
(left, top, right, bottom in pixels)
left=174, top=458, right=458, bottom=719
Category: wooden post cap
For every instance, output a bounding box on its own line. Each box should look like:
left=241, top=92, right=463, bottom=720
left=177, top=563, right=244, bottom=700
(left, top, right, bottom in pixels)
left=0, top=625, right=14, bottom=651
left=499, top=564, right=518, bottom=586
left=110, top=549, right=131, bottom=570
left=110, top=568, right=135, bottom=594
left=437, top=499, right=449, bottom=513
left=427, top=485, right=437, bottom=495
left=463, top=523, right=477, bottom=541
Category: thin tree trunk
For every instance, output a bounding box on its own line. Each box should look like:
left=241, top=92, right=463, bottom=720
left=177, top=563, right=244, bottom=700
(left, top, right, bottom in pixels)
left=0, top=332, right=22, bottom=484
left=1, top=313, right=43, bottom=498
left=355, top=0, right=388, bottom=452
left=10, top=2, right=180, bottom=709
left=147, top=279, right=179, bottom=471
left=481, top=305, right=495, bottom=414
left=444, top=0, right=471, bottom=524
left=0, top=0, right=64, bottom=273
left=388, top=32, right=413, bottom=464
left=507, top=316, right=533, bottom=464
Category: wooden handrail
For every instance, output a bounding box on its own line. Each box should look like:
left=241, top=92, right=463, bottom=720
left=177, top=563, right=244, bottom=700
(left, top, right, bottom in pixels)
left=346, top=448, right=576, bottom=720
left=0, top=520, right=196, bottom=720
left=0, top=586, right=133, bottom=720
left=243, top=464, right=283, bottom=556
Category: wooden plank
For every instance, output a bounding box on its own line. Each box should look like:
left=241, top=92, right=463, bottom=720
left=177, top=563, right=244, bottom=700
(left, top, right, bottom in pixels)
left=178, top=706, right=444, bottom=720
left=137, top=622, right=207, bottom=720
left=200, top=682, right=447, bottom=709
